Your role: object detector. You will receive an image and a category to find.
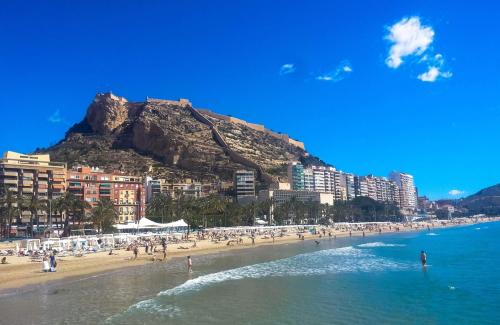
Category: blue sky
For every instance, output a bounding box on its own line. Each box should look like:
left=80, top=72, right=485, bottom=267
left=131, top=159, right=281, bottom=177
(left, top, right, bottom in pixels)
left=0, top=0, right=499, bottom=200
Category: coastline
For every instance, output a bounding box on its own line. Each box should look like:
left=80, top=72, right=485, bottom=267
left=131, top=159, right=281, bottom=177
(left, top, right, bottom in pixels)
left=1, top=218, right=497, bottom=294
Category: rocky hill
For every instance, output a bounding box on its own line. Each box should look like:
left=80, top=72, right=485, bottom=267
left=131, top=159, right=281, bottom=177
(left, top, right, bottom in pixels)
left=38, top=93, right=325, bottom=186
left=456, top=184, right=500, bottom=215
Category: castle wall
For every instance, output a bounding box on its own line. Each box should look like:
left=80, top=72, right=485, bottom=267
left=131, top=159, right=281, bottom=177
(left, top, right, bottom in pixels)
left=198, top=109, right=305, bottom=150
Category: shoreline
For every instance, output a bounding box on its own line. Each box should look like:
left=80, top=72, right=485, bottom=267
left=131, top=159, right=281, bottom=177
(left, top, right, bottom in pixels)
left=1, top=218, right=498, bottom=294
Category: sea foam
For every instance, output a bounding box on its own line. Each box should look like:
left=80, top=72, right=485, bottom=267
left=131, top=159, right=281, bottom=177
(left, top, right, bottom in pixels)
left=158, top=246, right=408, bottom=297
left=109, top=245, right=410, bottom=321
left=357, top=242, right=406, bottom=248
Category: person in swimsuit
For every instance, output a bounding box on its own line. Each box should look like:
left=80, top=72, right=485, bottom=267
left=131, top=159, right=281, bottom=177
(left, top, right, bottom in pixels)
left=187, top=256, right=193, bottom=273
left=420, top=250, right=427, bottom=267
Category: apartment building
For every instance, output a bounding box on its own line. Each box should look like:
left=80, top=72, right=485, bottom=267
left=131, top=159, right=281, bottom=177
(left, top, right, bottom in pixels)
left=304, top=168, right=314, bottom=191
left=287, top=162, right=305, bottom=190
left=345, top=173, right=356, bottom=200
left=0, top=151, right=66, bottom=224
left=389, top=171, right=417, bottom=213
left=145, top=177, right=204, bottom=202
left=354, top=174, right=400, bottom=206
left=67, top=166, right=145, bottom=223
left=234, top=170, right=256, bottom=203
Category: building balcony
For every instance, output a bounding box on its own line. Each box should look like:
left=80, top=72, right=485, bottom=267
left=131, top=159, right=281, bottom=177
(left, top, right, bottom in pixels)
left=38, top=173, right=49, bottom=178
left=1, top=178, right=18, bottom=185
left=0, top=171, right=18, bottom=177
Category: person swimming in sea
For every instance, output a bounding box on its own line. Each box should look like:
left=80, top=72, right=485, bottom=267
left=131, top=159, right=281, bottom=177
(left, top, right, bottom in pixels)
left=420, top=250, right=427, bottom=267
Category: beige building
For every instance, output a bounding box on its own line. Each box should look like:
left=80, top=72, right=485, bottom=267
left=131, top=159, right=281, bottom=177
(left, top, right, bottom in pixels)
left=145, top=177, right=205, bottom=203
left=0, top=151, right=67, bottom=224
left=389, top=172, right=417, bottom=213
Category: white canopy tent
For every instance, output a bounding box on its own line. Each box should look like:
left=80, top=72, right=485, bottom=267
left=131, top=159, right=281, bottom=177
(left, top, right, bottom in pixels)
left=114, top=218, right=189, bottom=233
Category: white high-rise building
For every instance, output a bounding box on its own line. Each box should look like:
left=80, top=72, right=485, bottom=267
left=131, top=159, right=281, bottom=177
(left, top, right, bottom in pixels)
left=389, top=172, right=417, bottom=213
left=304, top=168, right=314, bottom=191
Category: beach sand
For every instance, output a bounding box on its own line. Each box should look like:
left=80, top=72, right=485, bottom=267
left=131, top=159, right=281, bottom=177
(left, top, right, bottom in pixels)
left=0, top=218, right=497, bottom=292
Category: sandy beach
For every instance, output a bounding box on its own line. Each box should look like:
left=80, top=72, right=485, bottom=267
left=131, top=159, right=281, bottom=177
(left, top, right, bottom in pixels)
left=1, top=218, right=497, bottom=293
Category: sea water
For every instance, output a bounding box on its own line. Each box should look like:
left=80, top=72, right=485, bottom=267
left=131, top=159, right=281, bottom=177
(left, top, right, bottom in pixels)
left=1, top=222, right=499, bottom=324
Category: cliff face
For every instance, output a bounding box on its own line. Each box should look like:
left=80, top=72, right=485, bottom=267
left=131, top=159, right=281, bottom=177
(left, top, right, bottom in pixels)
left=40, top=93, right=321, bottom=185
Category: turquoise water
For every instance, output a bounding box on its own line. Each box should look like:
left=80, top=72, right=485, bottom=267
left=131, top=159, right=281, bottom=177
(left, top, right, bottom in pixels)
left=1, top=222, right=499, bottom=324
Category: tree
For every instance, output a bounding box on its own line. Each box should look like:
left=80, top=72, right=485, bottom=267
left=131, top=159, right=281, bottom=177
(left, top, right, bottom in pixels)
left=57, top=192, right=90, bottom=237
left=16, top=195, right=28, bottom=236
left=147, top=193, right=173, bottom=223
left=200, top=195, right=227, bottom=228
left=0, top=187, right=18, bottom=239
left=258, top=198, right=273, bottom=224
left=27, top=194, right=43, bottom=238
left=91, top=199, right=117, bottom=233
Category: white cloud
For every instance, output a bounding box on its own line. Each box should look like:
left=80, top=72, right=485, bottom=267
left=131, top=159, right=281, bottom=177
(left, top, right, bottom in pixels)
left=316, top=75, right=333, bottom=81
left=385, top=16, right=453, bottom=82
left=48, top=110, right=63, bottom=123
left=343, top=65, right=352, bottom=72
left=448, top=189, right=464, bottom=196
left=316, top=61, right=353, bottom=82
left=280, top=63, right=296, bottom=75
left=418, top=66, right=453, bottom=82
left=385, top=16, right=434, bottom=68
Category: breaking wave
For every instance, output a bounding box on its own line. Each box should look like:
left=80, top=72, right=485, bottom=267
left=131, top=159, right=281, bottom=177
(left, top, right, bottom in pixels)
left=158, top=246, right=407, bottom=297
left=109, top=245, right=410, bottom=321
left=357, top=242, right=406, bottom=248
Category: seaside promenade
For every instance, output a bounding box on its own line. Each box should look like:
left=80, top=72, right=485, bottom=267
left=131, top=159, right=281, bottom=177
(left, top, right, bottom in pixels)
left=0, top=217, right=497, bottom=293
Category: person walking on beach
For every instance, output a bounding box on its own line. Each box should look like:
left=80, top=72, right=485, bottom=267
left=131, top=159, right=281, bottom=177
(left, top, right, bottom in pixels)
left=133, top=245, right=139, bottom=260
left=420, top=250, right=427, bottom=267
left=42, top=256, right=50, bottom=272
left=161, top=238, right=167, bottom=261
left=49, top=251, right=57, bottom=272
left=187, top=255, right=193, bottom=273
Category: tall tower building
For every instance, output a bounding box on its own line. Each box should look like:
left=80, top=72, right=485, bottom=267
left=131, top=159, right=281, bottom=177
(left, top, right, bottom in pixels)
left=287, top=162, right=305, bottom=191
left=389, top=171, right=417, bottom=213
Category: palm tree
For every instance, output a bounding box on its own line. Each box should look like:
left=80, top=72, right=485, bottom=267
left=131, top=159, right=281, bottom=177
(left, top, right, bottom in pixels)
left=16, top=195, right=29, bottom=236
left=147, top=192, right=173, bottom=223
left=91, top=199, right=117, bottom=233
left=73, top=199, right=91, bottom=228
left=57, top=192, right=90, bottom=236
left=0, top=187, right=18, bottom=239
left=199, top=195, right=227, bottom=228
left=258, top=198, right=273, bottom=225
left=28, top=194, right=43, bottom=238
